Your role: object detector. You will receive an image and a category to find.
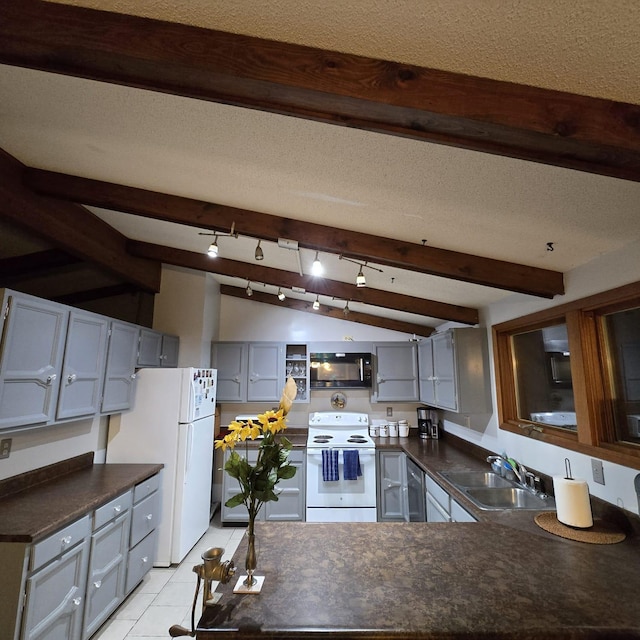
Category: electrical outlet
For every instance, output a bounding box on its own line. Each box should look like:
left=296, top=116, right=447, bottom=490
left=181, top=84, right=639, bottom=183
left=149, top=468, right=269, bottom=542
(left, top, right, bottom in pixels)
left=591, top=458, right=605, bottom=485
left=0, top=438, right=12, bottom=459
left=386, top=407, right=393, bottom=417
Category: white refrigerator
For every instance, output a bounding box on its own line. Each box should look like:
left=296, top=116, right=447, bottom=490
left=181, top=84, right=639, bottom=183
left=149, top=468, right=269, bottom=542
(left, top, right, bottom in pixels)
left=107, top=367, right=217, bottom=566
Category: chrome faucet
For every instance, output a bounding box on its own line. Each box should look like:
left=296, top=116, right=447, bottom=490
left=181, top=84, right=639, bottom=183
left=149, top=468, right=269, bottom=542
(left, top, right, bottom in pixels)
left=486, top=455, right=543, bottom=495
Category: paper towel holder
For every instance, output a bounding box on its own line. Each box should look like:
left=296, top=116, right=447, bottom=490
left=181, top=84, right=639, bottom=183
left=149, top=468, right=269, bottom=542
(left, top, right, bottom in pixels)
left=564, top=457, right=573, bottom=479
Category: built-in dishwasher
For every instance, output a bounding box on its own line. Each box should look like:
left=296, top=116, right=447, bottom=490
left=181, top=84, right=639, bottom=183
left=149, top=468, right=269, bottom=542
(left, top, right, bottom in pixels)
left=406, top=457, right=426, bottom=521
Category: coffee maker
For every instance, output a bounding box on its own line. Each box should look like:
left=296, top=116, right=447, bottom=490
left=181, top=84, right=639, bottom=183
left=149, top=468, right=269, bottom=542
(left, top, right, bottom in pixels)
left=417, top=406, right=431, bottom=439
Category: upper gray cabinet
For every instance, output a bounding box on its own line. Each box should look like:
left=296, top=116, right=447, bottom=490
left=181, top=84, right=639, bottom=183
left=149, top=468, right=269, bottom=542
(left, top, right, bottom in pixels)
left=418, top=328, right=490, bottom=414
left=374, top=342, right=419, bottom=402
left=247, top=342, right=284, bottom=402
left=137, top=329, right=179, bottom=368
left=211, top=342, right=248, bottom=402
left=57, top=310, right=110, bottom=421
left=0, top=290, right=68, bottom=430
left=101, top=321, right=139, bottom=414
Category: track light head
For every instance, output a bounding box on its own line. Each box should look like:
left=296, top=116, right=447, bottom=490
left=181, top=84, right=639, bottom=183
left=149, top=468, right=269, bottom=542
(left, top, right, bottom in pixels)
left=343, top=301, right=350, bottom=317
left=312, top=295, right=320, bottom=310
left=207, top=237, right=219, bottom=257
left=277, top=288, right=285, bottom=301
left=255, top=240, right=264, bottom=261
left=356, top=268, right=366, bottom=287
left=246, top=282, right=253, bottom=297
left=311, top=251, right=323, bottom=276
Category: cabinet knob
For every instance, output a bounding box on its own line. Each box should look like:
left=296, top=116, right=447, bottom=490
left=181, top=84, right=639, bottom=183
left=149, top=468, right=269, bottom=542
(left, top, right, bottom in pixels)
left=61, top=535, right=72, bottom=546
left=93, top=580, right=102, bottom=589
left=67, top=373, right=77, bottom=384
left=113, top=505, right=122, bottom=514
left=141, top=556, right=149, bottom=564
left=131, top=373, right=137, bottom=379
left=72, top=597, right=82, bottom=607
left=145, top=513, right=153, bottom=521
left=46, top=374, right=57, bottom=384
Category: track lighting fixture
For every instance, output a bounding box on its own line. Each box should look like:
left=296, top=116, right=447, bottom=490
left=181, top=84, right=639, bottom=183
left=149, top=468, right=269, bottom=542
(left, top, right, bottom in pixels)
left=207, top=236, right=219, bottom=258
left=277, top=288, right=285, bottom=301
left=343, top=301, right=350, bottom=317
left=312, top=295, right=320, bottom=310
left=338, top=255, right=383, bottom=288
left=198, top=222, right=238, bottom=258
left=311, top=251, right=323, bottom=276
left=246, top=281, right=253, bottom=297
left=255, top=240, right=264, bottom=261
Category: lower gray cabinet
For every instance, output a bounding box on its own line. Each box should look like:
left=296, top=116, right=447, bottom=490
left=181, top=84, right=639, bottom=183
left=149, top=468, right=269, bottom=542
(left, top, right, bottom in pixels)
left=22, top=515, right=91, bottom=640
left=221, top=449, right=305, bottom=524
left=83, top=492, right=132, bottom=639
left=125, top=474, right=160, bottom=593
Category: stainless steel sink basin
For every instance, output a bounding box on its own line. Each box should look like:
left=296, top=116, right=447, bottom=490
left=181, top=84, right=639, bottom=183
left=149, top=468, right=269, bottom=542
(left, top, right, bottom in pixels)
left=439, top=471, right=513, bottom=489
left=465, top=487, right=556, bottom=511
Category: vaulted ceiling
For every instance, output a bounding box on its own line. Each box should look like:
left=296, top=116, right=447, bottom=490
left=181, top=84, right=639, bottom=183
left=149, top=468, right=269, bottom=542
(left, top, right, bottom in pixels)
left=1, top=1, right=639, bottom=335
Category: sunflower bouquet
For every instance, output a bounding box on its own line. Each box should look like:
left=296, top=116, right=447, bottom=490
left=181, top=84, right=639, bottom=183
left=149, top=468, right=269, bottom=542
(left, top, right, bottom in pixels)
left=215, top=377, right=297, bottom=534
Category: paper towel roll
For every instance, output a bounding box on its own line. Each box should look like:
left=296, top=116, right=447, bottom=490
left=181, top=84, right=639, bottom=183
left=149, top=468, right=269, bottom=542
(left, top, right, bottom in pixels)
left=553, top=476, right=593, bottom=528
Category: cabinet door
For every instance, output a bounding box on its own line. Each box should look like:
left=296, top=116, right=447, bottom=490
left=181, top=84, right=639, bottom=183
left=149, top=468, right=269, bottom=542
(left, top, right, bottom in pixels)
left=221, top=448, right=260, bottom=523
left=83, top=511, right=130, bottom=639
left=265, top=450, right=305, bottom=521
left=160, top=334, right=179, bottom=367
left=57, top=311, right=109, bottom=421
left=0, top=293, right=68, bottom=430
left=22, top=539, right=89, bottom=640
left=247, top=343, right=284, bottom=402
left=375, top=343, right=419, bottom=402
left=432, top=332, right=458, bottom=410
left=377, top=451, right=408, bottom=521
left=101, top=321, right=139, bottom=414
left=211, top=342, right=247, bottom=402
left=137, top=329, right=163, bottom=367
left=418, top=339, right=436, bottom=405
left=285, top=344, right=308, bottom=403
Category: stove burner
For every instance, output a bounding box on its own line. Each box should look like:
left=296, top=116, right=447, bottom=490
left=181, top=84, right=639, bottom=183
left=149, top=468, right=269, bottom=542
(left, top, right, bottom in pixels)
left=347, top=437, right=368, bottom=443
left=313, top=437, right=333, bottom=443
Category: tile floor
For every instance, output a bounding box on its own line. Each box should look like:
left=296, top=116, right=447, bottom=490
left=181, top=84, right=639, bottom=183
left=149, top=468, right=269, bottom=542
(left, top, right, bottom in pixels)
left=94, top=513, right=245, bottom=640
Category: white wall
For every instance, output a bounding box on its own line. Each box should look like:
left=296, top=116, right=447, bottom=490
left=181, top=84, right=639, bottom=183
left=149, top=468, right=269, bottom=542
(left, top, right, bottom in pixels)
left=443, top=238, right=640, bottom=514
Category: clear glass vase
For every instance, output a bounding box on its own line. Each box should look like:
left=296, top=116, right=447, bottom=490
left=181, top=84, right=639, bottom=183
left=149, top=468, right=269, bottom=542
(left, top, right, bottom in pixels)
left=243, top=529, right=257, bottom=587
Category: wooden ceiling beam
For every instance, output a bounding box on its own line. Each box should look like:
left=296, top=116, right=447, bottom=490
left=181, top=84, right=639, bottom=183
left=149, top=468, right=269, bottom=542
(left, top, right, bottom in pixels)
left=0, top=249, right=81, bottom=285
left=27, top=170, right=564, bottom=299
left=1, top=1, right=639, bottom=182
left=220, top=285, right=433, bottom=338
left=128, top=241, right=477, bottom=325
left=0, top=149, right=161, bottom=293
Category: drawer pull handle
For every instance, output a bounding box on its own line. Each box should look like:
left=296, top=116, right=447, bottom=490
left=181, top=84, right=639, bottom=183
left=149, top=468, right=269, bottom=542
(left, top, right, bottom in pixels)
left=73, top=597, right=82, bottom=607
left=61, top=535, right=72, bottom=546
left=94, top=580, right=102, bottom=589
left=113, top=505, right=122, bottom=514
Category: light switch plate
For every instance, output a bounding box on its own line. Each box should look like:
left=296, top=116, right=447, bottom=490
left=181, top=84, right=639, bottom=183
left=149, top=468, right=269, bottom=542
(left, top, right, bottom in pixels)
left=386, top=407, right=393, bottom=417
left=591, top=458, right=605, bottom=485
left=0, top=438, right=11, bottom=459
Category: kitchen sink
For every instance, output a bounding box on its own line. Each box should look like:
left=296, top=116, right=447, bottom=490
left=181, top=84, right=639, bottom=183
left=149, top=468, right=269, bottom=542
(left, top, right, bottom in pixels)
left=439, top=470, right=556, bottom=511
left=439, top=471, right=513, bottom=489
left=465, top=487, right=556, bottom=511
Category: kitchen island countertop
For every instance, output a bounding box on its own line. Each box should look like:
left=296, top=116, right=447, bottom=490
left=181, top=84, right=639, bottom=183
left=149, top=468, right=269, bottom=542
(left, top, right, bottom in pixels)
left=196, top=520, right=640, bottom=639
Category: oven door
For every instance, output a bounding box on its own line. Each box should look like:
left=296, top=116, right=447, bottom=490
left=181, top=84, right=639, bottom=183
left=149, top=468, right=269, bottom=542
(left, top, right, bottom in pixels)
left=306, top=448, right=377, bottom=510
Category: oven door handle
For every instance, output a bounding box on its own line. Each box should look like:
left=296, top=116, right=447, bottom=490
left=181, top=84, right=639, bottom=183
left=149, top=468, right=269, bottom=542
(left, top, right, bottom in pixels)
left=307, top=449, right=376, bottom=457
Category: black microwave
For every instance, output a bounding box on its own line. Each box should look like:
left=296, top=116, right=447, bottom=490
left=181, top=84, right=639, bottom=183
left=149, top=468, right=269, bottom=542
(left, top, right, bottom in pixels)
left=309, top=352, right=373, bottom=389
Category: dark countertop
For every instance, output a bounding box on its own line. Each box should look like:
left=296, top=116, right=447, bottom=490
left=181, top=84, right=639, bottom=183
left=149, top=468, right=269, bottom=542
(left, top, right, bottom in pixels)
left=0, top=453, right=163, bottom=543
left=197, top=520, right=640, bottom=639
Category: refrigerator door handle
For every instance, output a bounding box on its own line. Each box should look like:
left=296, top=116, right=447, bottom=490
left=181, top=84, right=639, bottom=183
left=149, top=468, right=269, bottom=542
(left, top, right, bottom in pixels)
left=185, top=423, right=193, bottom=479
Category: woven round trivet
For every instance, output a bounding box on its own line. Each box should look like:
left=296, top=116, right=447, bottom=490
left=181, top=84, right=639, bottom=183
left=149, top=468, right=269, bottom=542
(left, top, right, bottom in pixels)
left=534, top=511, right=626, bottom=544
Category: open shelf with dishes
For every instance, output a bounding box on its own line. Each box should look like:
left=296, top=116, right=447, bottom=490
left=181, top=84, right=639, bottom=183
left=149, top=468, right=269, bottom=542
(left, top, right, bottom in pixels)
left=285, top=344, right=309, bottom=403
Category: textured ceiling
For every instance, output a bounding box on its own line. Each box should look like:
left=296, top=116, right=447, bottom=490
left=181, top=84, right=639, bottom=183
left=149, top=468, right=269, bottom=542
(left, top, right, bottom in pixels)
left=1, top=1, right=639, bottom=330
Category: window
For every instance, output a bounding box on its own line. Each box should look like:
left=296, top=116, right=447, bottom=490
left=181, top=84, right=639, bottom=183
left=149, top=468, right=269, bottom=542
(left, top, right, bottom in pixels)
left=493, top=281, right=640, bottom=469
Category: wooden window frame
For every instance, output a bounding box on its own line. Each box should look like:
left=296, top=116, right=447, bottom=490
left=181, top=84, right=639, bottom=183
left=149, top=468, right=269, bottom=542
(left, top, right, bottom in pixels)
left=493, top=280, right=640, bottom=471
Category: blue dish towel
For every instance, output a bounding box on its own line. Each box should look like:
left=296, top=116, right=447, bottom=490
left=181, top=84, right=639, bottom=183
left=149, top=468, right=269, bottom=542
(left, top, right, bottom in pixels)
left=322, top=449, right=339, bottom=481
left=343, top=449, right=362, bottom=481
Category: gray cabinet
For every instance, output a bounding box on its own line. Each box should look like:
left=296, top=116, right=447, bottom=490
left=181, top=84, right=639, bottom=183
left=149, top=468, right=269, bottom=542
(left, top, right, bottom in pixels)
left=285, top=344, right=309, bottom=403
left=21, top=515, right=91, bottom=640
left=247, top=342, right=284, bottom=402
left=101, top=321, right=139, bottom=414
left=221, top=449, right=305, bottom=524
left=425, top=474, right=478, bottom=523
left=83, top=492, right=132, bottom=639
left=377, top=450, right=408, bottom=521
left=418, top=328, right=490, bottom=413
left=212, top=342, right=285, bottom=403
left=57, top=311, right=109, bottom=422
left=211, top=342, right=247, bottom=402
left=374, top=342, right=419, bottom=402
left=137, top=329, right=179, bottom=368
left=0, top=290, right=68, bottom=431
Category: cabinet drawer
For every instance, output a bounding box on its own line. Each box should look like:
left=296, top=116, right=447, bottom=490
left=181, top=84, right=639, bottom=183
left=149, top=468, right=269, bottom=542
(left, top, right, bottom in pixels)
left=125, top=530, right=157, bottom=594
left=425, top=475, right=449, bottom=513
left=450, top=499, right=478, bottom=523
left=93, top=490, right=132, bottom=530
left=31, top=514, right=91, bottom=571
left=133, top=473, right=161, bottom=503
left=130, top=491, right=159, bottom=547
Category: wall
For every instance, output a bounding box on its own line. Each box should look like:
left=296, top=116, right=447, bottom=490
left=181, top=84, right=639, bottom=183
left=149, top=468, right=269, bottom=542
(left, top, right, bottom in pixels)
left=443, top=237, right=640, bottom=515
